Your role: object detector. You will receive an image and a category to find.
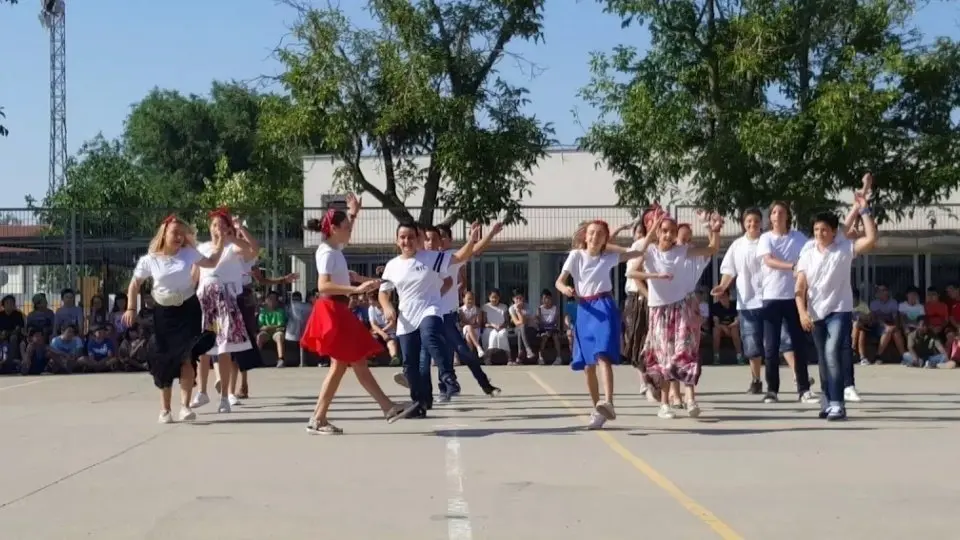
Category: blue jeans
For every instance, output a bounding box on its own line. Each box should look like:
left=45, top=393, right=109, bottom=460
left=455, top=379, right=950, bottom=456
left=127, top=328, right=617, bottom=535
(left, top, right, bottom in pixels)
left=762, top=299, right=811, bottom=395
left=398, top=315, right=456, bottom=408
left=440, top=312, right=492, bottom=392
left=811, top=311, right=852, bottom=405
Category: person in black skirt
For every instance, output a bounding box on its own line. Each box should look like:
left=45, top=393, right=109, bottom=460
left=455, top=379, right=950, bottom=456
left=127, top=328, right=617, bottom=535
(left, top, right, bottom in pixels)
left=122, top=215, right=222, bottom=424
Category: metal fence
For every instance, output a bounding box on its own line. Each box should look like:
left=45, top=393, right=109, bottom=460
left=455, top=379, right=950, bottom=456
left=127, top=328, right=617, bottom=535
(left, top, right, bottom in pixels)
left=1, top=204, right=959, bottom=314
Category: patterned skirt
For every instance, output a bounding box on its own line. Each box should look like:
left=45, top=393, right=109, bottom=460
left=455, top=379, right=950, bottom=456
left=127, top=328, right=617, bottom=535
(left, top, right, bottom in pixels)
left=622, top=292, right=648, bottom=370
left=642, top=294, right=702, bottom=387
left=198, top=280, right=252, bottom=355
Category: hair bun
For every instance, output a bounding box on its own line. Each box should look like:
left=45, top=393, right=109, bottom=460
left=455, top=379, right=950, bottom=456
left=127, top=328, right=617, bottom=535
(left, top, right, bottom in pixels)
left=304, top=218, right=323, bottom=232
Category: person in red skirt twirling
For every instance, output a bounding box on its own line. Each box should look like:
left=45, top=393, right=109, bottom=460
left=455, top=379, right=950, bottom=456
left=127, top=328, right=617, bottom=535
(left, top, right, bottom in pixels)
left=301, top=202, right=417, bottom=435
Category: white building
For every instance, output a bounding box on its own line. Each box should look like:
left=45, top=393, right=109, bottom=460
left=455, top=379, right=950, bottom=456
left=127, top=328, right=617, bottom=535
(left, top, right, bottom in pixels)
left=299, top=149, right=960, bottom=301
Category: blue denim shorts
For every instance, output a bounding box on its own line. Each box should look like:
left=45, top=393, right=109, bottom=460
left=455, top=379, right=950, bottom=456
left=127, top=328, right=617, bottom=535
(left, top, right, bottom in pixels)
left=739, top=308, right=792, bottom=358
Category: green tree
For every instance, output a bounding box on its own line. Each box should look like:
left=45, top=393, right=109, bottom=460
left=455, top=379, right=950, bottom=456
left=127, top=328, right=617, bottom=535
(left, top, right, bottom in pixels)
left=27, top=135, right=193, bottom=237
left=581, top=0, right=960, bottom=221
left=265, top=0, right=555, bottom=225
left=1, top=0, right=17, bottom=137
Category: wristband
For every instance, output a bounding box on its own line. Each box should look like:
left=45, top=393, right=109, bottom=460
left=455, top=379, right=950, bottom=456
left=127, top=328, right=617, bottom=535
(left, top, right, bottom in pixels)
left=858, top=207, right=872, bottom=216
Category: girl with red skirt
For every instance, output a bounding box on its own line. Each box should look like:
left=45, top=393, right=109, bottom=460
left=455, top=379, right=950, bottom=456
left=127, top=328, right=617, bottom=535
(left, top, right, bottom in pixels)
left=301, top=202, right=417, bottom=435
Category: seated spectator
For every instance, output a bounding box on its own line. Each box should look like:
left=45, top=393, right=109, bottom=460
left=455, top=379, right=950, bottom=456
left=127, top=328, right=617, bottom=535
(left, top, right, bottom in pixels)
left=82, top=325, right=118, bottom=372
left=535, top=289, right=563, bottom=365
left=697, top=289, right=711, bottom=333
left=0, top=295, right=26, bottom=362
left=117, top=325, right=148, bottom=372
left=710, top=289, right=742, bottom=365
left=285, top=291, right=312, bottom=367
left=349, top=294, right=369, bottom=328
left=899, top=286, right=925, bottom=333
left=49, top=324, right=85, bottom=372
left=508, top=289, right=536, bottom=365
left=924, top=287, right=948, bottom=337
left=0, top=330, right=16, bottom=374
left=868, top=284, right=904, bottom=363
left=110, top=293, right=130, bottom=335
left=367, top=290, right=400, bottom=366
left=903, top=317, right=955, bottom=369
left=458, top=291, right=484, bottom=358
left=257, top=291, right=287, bottom=368
left=25, top=293, right=55, bottom=340
left=563, top=293, right=577, bottom=349
left=137, top=294, right=156, bottom=340
left=481, top=289, right=511, bottom=360
left=21, top=329, right=52, bottom=375
left=852, top=290, right=872, bottom=364
left=87, top=294, right=108, bottom=335
left=54, top=288, right=84, bottom=335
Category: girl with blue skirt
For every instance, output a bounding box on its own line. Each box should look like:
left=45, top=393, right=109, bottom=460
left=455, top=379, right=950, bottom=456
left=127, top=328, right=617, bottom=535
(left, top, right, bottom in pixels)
left=556, top=220, right=648, bottom=430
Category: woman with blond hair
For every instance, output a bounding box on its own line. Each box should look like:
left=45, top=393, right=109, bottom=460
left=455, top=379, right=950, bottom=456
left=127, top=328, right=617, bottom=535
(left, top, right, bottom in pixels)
left=121, top=215, right=221, bottom=424
left=191, top=208, right=259, bottom=414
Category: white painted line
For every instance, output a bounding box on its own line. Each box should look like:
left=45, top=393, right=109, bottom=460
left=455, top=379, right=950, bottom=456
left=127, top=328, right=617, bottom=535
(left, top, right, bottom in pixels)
left=445, top=436, right=472, bottom=540
left=0, top=379, right=54, bottom=392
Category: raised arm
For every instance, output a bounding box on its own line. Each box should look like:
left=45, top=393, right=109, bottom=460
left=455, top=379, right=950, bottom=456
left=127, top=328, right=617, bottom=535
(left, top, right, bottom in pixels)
left=688, top=213, right=723, bottom=258
left=852, top=175, right=878, bottom=255
left=232, top=218, right=260, bottom=261
left=472, top=222, right=504, bottom=256
left=194, top=238, right=225, bottom=269
left=450, top=223, right=487, bottom=265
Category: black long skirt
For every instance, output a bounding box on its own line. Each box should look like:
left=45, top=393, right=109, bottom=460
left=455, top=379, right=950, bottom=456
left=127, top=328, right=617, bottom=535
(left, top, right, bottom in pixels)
left=623, top=292, right=648, bottom=371
left=147, top=295, right=216, bottom=389
left=232, top=286, right=264, bottom=372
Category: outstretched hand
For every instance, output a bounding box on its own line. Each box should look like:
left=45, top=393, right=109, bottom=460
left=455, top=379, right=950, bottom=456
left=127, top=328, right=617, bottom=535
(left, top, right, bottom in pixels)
left=346, top=192, right=362, bottom=215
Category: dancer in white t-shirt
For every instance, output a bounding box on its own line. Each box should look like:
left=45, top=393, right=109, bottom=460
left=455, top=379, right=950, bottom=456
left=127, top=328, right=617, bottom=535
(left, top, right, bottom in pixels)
left=121, top=215, right=221, bottom=424
left=796, top=179, right=878, bottom=420
left=299, top=208, right=417, bottom=434
left=192, top=208, right=258, bottom=414
left=640, top=210, right=721, bottom=419
left=555, top=220, right=647, bottom=430
left=757, top=202, right=818, bottom=405
left=379, top=221, right=482, bottom=417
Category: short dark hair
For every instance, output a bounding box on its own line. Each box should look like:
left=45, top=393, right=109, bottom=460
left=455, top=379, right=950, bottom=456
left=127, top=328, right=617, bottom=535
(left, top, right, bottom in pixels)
left=512, top=288, right=524, bottom=297
left=812, top=212, right=839, bottom=230
left=423, top=225, right=440, bottom=236
left=741, top=207, right=763, bottom=225
left=396, top=220, right=419, bottom=236
left=60, top=288, right=75, bottom=298
left=541, top=289, right=553, bottom=297
left=436, top=224, right=453, bottom=239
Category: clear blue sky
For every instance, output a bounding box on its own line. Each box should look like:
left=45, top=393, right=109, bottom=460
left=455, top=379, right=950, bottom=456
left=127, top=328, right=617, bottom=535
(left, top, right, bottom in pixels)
left=1, top=0, right=957, bottom=208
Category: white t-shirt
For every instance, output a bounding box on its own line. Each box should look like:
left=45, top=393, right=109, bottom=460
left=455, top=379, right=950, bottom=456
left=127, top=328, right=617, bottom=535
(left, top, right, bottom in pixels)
left=795, top=237, right=855, bottom=321
left=756, top=230, right=808, bottom=301
left=459, top=304, right=481, bottom=325
left=241, top=259, right=256, bottom=287
left=678, top=255, right=710, bottom=296
left=538, top=305, right=558, bottom=326
left=134, top=247, right=203, bottom=297
left=509, top=304, right=535, bottom=328
left=719, top=236, right=764, bottom=311
left=315, top=243, right=351, bottom=289
left=643, top=244, right=692, bottom=307
left=197, top=241, right=245, bottom=291
left=482, top=303, right=508, bottom=327
left=561, top=250, right=619, bottom=297
left=625, top=239, right=646, bottom=294
left=899, top=301, right=925, bottom=330
left=367, top=305, right=394, bottom=336
left=378, top=250, right=450, bottom=336
left=440, top=248, right=464, bottom=314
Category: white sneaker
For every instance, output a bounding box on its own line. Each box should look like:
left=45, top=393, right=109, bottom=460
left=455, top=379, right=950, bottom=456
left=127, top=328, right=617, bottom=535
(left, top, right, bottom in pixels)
left=595, top=400, right=616, bottom=420
left=687, top=401, right=701, bottom=418
left=190, top=392, right=210, bottom=408
left=844, top=386, right=862, bottom=402
left=179, top=407, right=197, bottom=422
left=799, top=391, right=819, bottom=404
left=218, top=398, right=232, bottom=413
left=657, top=404, right=676, bottom=419
left=586, top=411, right=606, bottom=430
left=158, top=410, right=173, bottom=424
left=228, top=394, right=240, bottom=406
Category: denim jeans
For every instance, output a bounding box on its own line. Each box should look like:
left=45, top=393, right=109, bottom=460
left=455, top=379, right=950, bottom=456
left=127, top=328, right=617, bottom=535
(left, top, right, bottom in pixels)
left=811, top=311, right=852, bottom=405
left=441, top=312, right=492, bottom=391
left=398, top=315, right=455, bottom=408
left=761, top=299, right=811, bottom=395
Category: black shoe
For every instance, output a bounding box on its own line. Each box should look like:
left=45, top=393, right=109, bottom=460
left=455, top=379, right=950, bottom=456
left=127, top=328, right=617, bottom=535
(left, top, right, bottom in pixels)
left=484, top=386, right=502, bottom=397
left=748, top=380, right=763, bottom=394
left=818, top=409, right=829, bottom=419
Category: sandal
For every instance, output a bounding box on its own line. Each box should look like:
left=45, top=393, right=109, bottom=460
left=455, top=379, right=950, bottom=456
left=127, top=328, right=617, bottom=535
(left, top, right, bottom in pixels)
left=306, top=422, right=343, bottom=435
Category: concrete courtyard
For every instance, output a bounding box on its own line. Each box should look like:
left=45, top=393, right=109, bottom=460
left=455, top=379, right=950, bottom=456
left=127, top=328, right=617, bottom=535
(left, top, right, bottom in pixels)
left=0, top=364, right=957, bottom=540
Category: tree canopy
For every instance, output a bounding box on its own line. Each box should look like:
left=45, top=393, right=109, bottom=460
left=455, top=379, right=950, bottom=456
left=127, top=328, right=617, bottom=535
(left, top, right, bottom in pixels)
left=580, top=0, right=960, bottom=222
left=30, top=81, right=311, bottom=236
left=264, top=0, right=556, bottom=225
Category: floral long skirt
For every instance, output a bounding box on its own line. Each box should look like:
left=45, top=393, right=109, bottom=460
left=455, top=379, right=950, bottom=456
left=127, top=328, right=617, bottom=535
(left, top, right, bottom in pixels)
left=642, top=294, right=702, bottom=387
left=198, top=281, right=251, bottom=356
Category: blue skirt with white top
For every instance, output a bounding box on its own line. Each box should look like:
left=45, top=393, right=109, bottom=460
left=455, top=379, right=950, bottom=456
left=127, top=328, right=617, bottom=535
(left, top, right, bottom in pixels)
left=571, top=293, right=621, bottom=371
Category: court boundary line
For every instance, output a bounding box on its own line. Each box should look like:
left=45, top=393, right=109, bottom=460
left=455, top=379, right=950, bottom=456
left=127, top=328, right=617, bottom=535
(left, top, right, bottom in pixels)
left=0, top=378, right=55, bottom=393
left=527, top=371, right=745, bottom=540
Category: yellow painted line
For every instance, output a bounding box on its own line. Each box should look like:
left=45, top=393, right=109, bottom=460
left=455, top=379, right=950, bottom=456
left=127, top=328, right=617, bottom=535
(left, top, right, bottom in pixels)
left=527, top=371, right=745, bottom=540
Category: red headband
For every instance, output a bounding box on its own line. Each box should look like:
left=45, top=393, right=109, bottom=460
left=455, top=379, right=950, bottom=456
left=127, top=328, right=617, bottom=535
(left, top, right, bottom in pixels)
left=162, top=214, right=177, bottom=225
left=320, top=208, right=337, bottom=236
left=208, top=206, right=232, bottom=221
